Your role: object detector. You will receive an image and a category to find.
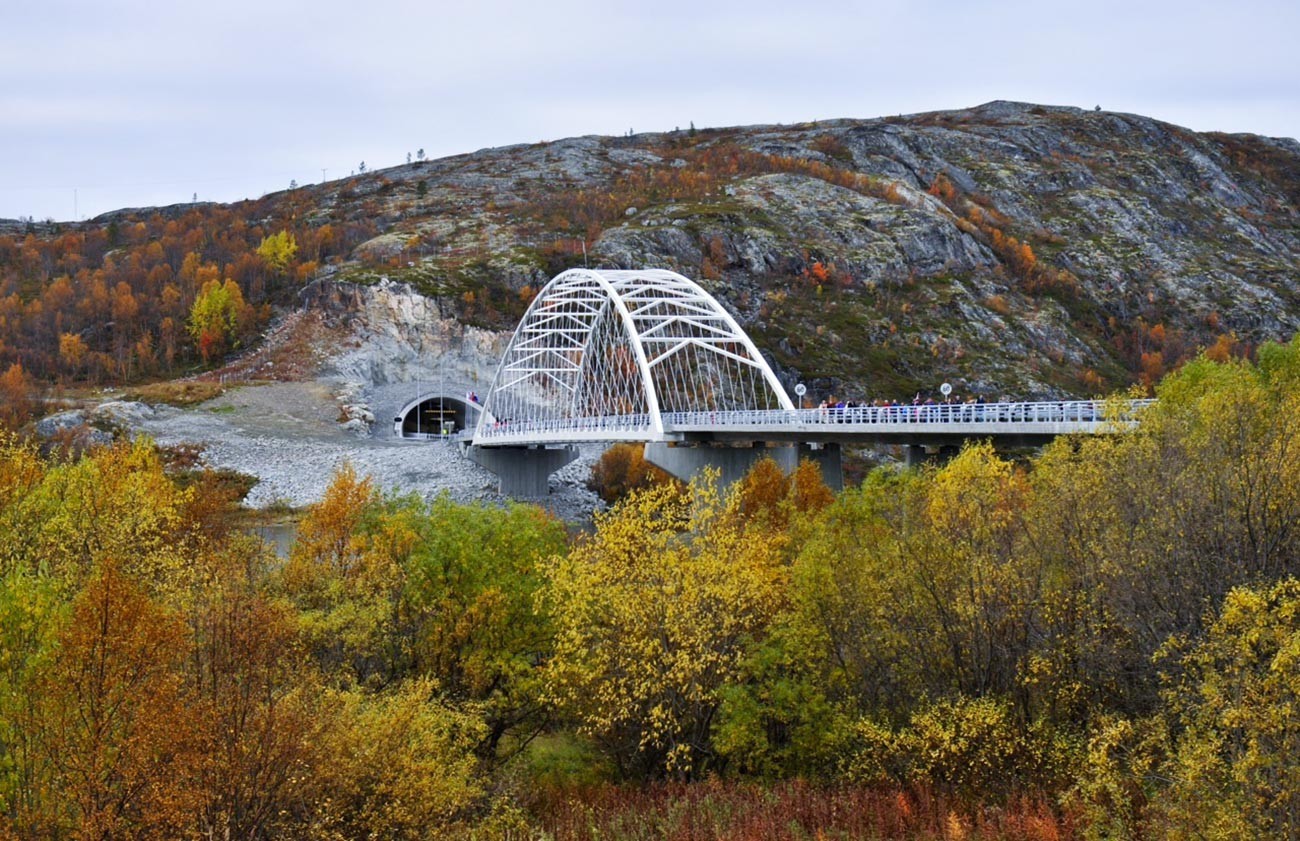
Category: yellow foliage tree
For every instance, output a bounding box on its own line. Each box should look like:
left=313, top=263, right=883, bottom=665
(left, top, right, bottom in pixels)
left=1156, top=579, right=1300, bottom=839
left=186, top=538, right=316, bottom=841
left=2, top=437, right=196, bottom=593
left=187, top=277, right=252, bottom=363
left=255, top=230, right=298, bottom=274
left=542, top=474, right=788, bottom=779
left=1029, top=342, right=1300, bottom=719
left=287, top=462, right=377, bottom=582
left=300, top=679, right=488, bottom=839
left=279, top=463, right=396, bottom=684
left=58, top=332, right=87, bottom=375
left=787, top=443, right=1035, bottom=715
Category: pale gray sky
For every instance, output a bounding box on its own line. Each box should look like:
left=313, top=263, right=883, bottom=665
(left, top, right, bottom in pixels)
left=3, top=0, right=1297, bottom=222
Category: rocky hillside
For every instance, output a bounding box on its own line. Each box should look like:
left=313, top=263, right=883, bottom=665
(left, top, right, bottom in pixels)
left=9, top=100, right=1300, bottom=401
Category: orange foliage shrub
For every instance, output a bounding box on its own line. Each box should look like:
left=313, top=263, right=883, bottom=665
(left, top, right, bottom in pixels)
left=1113, top=318, right=1195, bottom=385
left=1203, top=332, right=1241, bottom=363
left=929, top=173, right=960, bottom=204
left=1139, top=351, right=1165, bottom=389
left=985, top=294, right=1011, bottom=315
left=0, top=362, right=33, bottom=430
left=700, top=236, right=728, bottom=281
left=587, top=443, right=678, bottom=503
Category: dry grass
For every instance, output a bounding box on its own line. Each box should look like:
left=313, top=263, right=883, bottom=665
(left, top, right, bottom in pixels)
left=525, top=781, right=1076, bottom=841
left=126, top=380, right=226, bottom=407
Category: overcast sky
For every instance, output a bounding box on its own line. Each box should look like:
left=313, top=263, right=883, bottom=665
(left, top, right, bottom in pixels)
left=3, top=0, right=1297, bottom=222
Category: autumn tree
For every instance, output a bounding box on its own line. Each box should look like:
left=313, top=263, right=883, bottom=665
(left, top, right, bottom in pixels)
left=286, top=462, right=376, bottom=581
left=3, top=438, right=196, bottom=591
left=542, top=474, right=788, bottom=779
left=712, top=458, right=842, bottom=778
left=284, top=471, right=567, bottom=760
left=398, top=494, right=567, bottom=760
left=187, top=277, right=252, bottom=363
left=255, top=230, right=298, bottom=275
left=779, top=444, right=1037, bottom=721
left=1027, top=341, right=1300, bottom=720
left=296, top=679, right=488, bottom=839
left=277, top=463, right=397, bottom=684
left=31, top=562, right=205, bottom=839
left=1156, top=579, right=1300, bottom=838
left=57, top=332, right=87, bottom=377
left=185, top=537, right=316, bottom=840
left=0, top=364, right=32, bottom=430
left=587, top=442, right=677, bottom=503
left=0, top=569, right=63, bottom=836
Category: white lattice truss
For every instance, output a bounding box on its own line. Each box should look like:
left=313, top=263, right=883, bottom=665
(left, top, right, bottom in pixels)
left=475, top=269, right=794, bottom=443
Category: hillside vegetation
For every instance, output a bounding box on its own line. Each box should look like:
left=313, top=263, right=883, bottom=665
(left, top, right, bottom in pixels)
left=2, top=101, right=1298, bottom=405
left=3, top=339, right=1300, bottom=838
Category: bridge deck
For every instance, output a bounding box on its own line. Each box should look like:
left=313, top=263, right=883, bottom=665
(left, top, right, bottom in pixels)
left=469, top=400, right=1154, bottom=447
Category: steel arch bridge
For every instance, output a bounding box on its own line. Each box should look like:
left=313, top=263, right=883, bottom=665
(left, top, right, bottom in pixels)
left=474, top=268, right=795, bottom=444
left=463, top=267, right=1152, bottom=496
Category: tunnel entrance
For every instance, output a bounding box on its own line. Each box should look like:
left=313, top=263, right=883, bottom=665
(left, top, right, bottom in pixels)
left=394, top=394, right=481, bottom=438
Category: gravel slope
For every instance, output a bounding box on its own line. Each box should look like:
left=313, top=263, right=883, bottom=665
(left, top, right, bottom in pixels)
left=130, top=382, right=605, bottom=522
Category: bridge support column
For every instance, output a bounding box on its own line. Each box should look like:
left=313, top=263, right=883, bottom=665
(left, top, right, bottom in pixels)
left=799, top=443, right=843, bottom=491
left=465, top=445, right=579, bottom=499
left=644, top=442, right=842, bottom=491
left=905, top=444, right=962, bottom=468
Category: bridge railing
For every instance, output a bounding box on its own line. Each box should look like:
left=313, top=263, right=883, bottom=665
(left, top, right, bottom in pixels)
left=475, top=412, right=657, bottom=440
left=471, top=399, right=1155, bottom=442
left=662, top=399, right=1155, bottom=429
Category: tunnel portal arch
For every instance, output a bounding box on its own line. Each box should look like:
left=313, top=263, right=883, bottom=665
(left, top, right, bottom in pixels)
left=394, top=393, right=481, bottom=438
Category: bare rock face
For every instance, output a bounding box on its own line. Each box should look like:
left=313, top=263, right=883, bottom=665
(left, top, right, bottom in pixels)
left=34, top=405, right=130, bottom=449
left=218, top=101, right=1300, bottom=400
left=302, top=279, right=505, bottom=384
left=730, top=173, right=996, bottom=281
left=95, top=401, right=156, bottom=425
left=301, top=279, right=509, bottom=434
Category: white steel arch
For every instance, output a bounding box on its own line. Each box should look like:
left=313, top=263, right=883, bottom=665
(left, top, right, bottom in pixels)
left=475, top=269, right=794, bottom=442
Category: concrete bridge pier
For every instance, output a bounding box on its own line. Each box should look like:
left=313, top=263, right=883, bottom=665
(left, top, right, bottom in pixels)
left=465, top=444, right=579, bottom=498
left=904, top=444, right=962, bottom=467
left=644, top=442, right=843, bottom=491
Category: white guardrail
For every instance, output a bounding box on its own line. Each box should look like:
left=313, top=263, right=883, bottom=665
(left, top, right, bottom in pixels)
left=471, top=399, right=1156, bottom=441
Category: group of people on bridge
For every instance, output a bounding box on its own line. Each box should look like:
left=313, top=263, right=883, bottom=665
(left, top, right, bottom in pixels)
left=809, top=392, right=1083, bottom=424
left=817, top=392, right=983, bottom=417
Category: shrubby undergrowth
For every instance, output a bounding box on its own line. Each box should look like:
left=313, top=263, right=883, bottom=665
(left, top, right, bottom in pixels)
left=5, top=337, right=1300, bottom=838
